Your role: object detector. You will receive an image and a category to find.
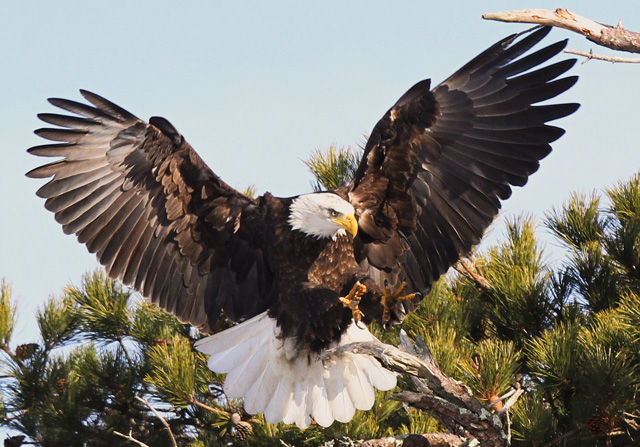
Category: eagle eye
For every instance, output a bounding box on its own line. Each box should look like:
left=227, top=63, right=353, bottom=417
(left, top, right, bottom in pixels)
left=329, top=209, right=339, bottom=217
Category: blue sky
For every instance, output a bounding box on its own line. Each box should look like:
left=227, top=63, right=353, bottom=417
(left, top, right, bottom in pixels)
left=1, top=1, right=639, bottom=347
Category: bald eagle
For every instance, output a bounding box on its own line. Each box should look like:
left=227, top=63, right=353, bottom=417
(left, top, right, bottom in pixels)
left=28, top=27, right=578, bottom=428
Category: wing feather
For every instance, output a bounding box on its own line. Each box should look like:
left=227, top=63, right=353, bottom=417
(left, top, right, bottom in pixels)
left=28, top=90, right=276, bottom=331
left=349, top=26, right=579, bottom=308
left=108, top=206, right=149, bottom=278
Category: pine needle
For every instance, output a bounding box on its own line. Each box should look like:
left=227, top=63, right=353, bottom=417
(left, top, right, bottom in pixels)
left=303, top=144, right=362, bottom=191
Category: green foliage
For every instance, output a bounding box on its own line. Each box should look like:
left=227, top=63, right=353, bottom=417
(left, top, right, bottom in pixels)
left=574, top=310, right=640, bottom=419
left=402, top=280, right=467, bottom=377
left=404, top=409, right=441, bottom=437
left=545, top=191, right=606, bottom=249
left=247, top=417, right=328, bottom=447
left=243, top=184, right=257, bottom=198
left=336, top=393, right=408, bottom=440
left=527, top=323, right=580, bottom=389
left=0, top=279, right=16, bottom=347
left=605, top=175, right=640, bottom=288
left=607, top=174, right=640, bottom=223
left=570, top=241, right=621, bottom=311
left=4, top=145, right=640, bottom=446
left=69, top=270, right=133, bottom=340
left=132, top=300, right=191, bottom=346
left=458, top=339, right=521, bottom=403
left=145, top=335, right=203, bottom=407
left=37, top=293, right=80, bottom=348
left=303, top=144, right=361, bottom=191
left=510, top=390, right=556, bottom=445
left=0, top=272, right=234, bottom=446
left=545, top=176, right=640, bottom=311
left=417, top=172, right=640, bottom=445
left=618, top=292, right=640, bottom=344
left=483, top=216, right=553, bottom=343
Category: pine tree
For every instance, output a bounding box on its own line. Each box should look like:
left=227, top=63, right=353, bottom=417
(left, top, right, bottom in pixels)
left=3, top=147, right=640, bottom=446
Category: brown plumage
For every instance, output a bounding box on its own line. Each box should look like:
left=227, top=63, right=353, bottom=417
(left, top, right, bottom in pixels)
left=27, top=26, right=579, bottom=427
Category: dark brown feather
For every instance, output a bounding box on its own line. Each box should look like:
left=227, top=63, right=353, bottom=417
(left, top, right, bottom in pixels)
left=27, top=91, right=275, bottom=332
left=349, top=26, right=579, bottom=305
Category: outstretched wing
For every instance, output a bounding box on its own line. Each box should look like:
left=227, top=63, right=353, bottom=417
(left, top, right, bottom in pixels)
left=349, top=27, right=579, bottom=303
left=27, top=90, right=275, bottom=331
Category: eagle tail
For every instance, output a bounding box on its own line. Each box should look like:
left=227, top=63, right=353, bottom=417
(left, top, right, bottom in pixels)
left=195, top=312, right=397, bottom=428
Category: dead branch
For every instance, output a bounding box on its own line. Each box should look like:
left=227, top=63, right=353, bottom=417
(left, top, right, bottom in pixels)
left=113, top=430, right=150, bottom=447
left=358, top=433, right=469, bottom=447
left=497, top=388, right=525, bottom=416
left=135, top=396, right=178, bottom=447
left=541, top=424, right=587, bottom=447
left=564, top=49, right=640, bottom=63
left=454, top=257, right=491, bottom=290
left=190, top=396, right=231, bottom=416
left=323, top=331, right=506, bottom=447
left=483, top=8, right=640, bottom=56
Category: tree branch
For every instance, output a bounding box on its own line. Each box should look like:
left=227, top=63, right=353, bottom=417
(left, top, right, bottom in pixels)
left=359, top=433, right=470, bottom=447
left=483, top=8, right=640, bottom=56
left=190, top=396, right=230, bottom=416
left=454, top=257, right=492, bottom=290
left=118, top=338, right=135, bottom=367
left=135, top=396, right=178, bottom=447
left=114, top=430, right=150, bottom=447
left=542, top=424, right=587, bottom=447
left=564, top=49, right=640, bottom=64
left=496, top=388, right=525, bottom=416
left=322, top=331, right=506, bottom=447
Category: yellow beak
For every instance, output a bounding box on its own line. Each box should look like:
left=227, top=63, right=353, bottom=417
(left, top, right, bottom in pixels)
left=332, top=213, right=358, bottom=237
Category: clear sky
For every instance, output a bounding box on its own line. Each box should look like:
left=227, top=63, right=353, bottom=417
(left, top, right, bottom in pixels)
left=1, top=1, right=639, bottom=347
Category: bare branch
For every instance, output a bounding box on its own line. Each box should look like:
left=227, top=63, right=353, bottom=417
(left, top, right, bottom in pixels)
left=542, top=425, right=587, bottom=447
left=118, top=339, right=135, bottom=367
left=323, top=332, right=506, bottom=447
left=483, top=383, right=525, bottom=417
left=497, top=389, right=525, bottom=416
left=564, top=49, right=640, bottom=64
left=487, top=388, right=516, bottom=411
left=454, top=257, right=492, bottom=290
left=135, top=396, right=178, bottom=447
left=114, top=430, right=150, bottom=447
left=483, top=9, right=640, bottom=54
left=359, top=433, right=470, bottom=447
left=190, top=396, right=231, bottom=416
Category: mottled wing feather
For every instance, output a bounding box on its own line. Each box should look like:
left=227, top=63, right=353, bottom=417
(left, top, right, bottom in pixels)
left=27, top=90, right=275, bottom=331
left=350, top=27, right=579, bottom=300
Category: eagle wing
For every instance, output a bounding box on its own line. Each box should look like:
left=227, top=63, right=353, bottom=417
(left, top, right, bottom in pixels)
left=348, top=27, right=579, bottom=304
left=27, top=90, right=275, bottom=332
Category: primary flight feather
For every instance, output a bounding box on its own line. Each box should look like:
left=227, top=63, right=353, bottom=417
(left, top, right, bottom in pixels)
left=27, top=26, right=579, bottom=428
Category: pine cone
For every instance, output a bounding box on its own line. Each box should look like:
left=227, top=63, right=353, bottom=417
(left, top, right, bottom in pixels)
left=15, top=343, right=38, bottom=360
left=230, top=412, right=253, bottom=441
left=57, top=378, right=70, bottom=394
left=586, top=414, right=611, bottom=436
left=234, top=421, right=253, bottom=441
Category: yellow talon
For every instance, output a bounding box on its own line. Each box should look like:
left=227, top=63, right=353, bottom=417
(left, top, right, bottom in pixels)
left=340, top=282, right=367, bottom=322
left=381, top=282, right=417, bottom=323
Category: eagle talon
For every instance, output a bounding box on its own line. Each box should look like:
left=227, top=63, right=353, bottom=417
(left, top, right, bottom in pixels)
left=340, top=282, right=367, bottom=322
left=381, top=282, right=417, bottom=323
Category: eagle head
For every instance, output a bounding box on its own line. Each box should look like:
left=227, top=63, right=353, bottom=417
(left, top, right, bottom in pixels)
left=288, top=193, right=357, bottom=240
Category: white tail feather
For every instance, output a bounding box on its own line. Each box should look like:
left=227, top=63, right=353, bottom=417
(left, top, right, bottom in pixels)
left=195, top=312, right=396, bottom=428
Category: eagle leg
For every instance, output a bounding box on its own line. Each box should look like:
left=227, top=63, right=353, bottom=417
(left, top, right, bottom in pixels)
left=339, top=281, right=367, bottom=322
left=381, top=282, right=417, bottom=323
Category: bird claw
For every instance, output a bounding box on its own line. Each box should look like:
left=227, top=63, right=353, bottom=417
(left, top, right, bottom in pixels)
left=381, top=282, right=418, bottom=323
left=340, top=281, right=367, bottom=322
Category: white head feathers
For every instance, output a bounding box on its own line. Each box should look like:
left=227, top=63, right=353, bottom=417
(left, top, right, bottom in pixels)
left=288, top=193, right=357, bottom=240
